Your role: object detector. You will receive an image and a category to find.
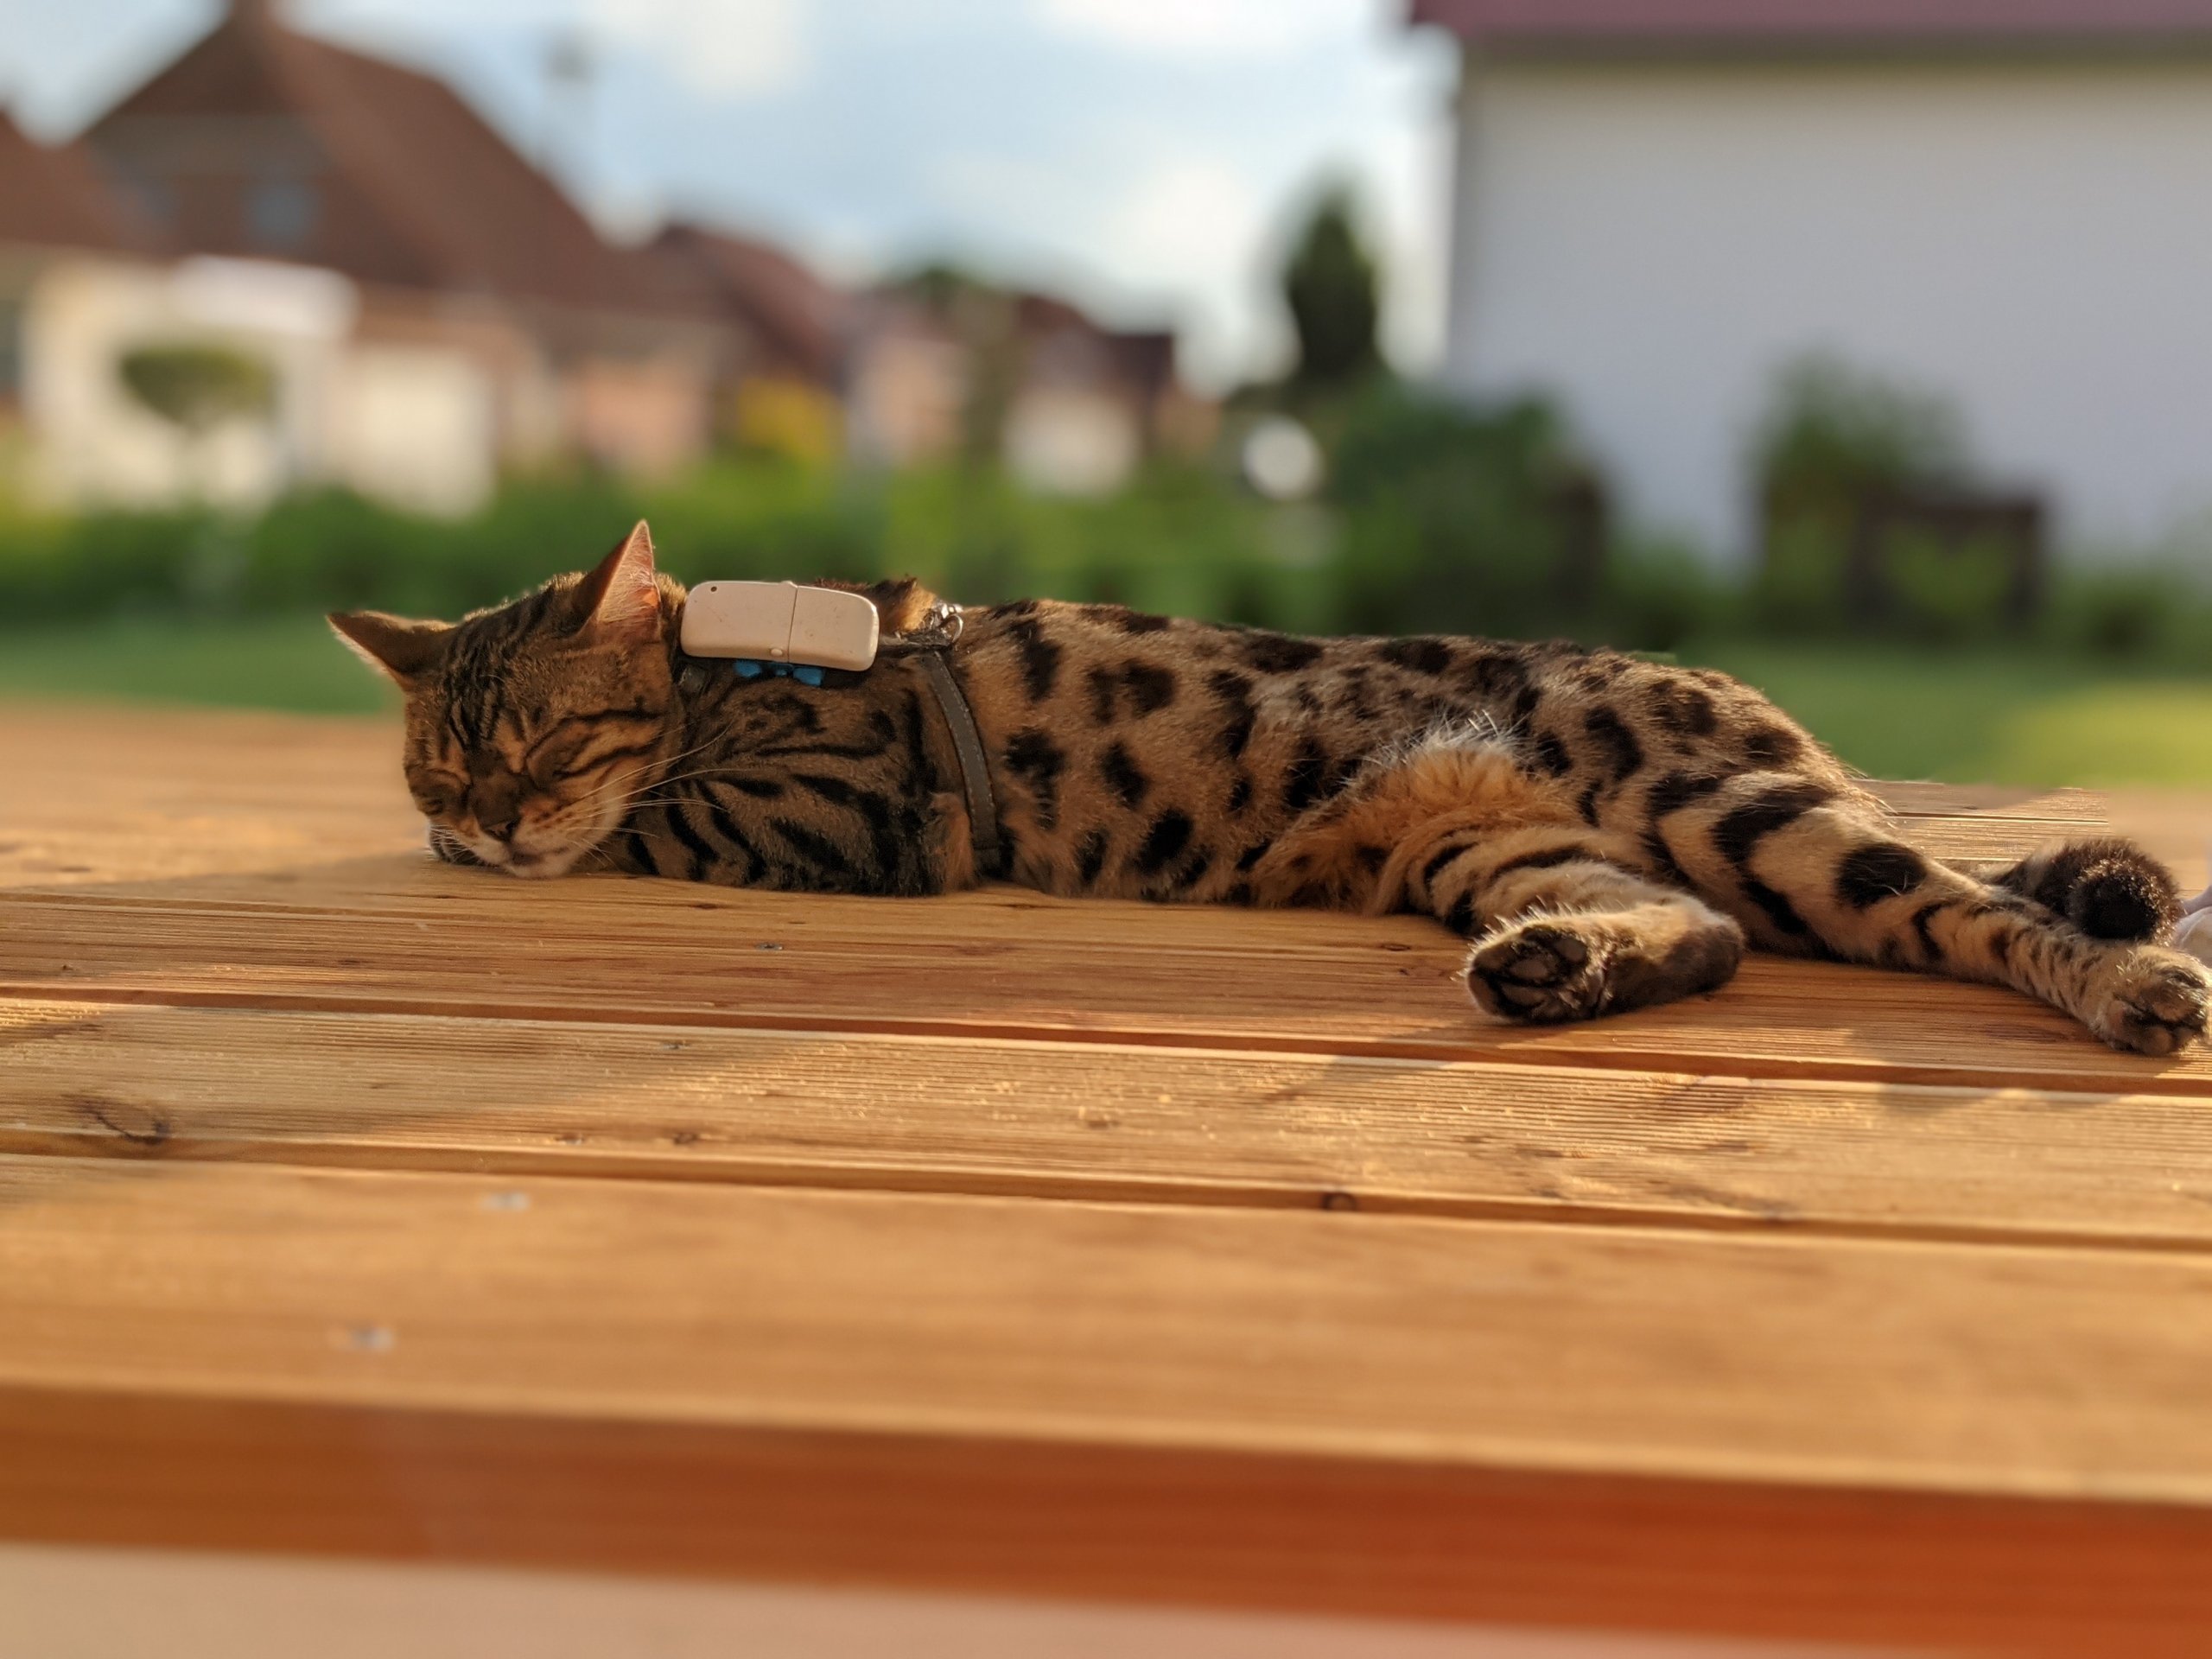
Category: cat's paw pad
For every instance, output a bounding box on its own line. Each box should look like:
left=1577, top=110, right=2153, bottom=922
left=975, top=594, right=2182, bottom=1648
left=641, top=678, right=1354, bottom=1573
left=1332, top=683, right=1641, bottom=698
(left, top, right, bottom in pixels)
left=1466, top=921, right=1611, bottom=1024
left=2088, top=947, right=2210, bottom=1056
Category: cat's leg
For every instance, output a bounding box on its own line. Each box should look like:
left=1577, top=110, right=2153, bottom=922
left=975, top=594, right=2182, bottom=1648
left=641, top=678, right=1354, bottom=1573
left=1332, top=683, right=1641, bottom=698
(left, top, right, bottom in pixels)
left=1653, top=774, right=2209, bottom=1055
left=1249, top=729, right=1745, bottom=1024
left=1416, top=825, right=1749, bottom=1023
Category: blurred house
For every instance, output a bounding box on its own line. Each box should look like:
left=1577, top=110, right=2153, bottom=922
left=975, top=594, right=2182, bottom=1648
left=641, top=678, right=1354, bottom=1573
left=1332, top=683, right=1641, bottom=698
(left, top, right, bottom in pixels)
left=1414, top=0, right=2212, bottom=562
left=0, top=112, right=166, bottom=493
left=648, top=223, right=851, bottom=464
left=847, top=276, right=1210, bottom=495
left=59, top=0, right=746, bottom=511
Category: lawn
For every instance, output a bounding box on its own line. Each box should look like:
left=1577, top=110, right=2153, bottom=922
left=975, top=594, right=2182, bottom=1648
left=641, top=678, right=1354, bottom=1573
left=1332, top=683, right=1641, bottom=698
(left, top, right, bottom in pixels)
left=4, top=614, right=2210, bottom=788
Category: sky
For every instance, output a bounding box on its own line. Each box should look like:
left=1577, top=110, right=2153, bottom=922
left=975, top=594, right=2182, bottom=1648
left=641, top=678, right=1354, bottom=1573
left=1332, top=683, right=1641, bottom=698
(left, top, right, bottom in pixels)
left=0, top=0, right=1461, bottom=391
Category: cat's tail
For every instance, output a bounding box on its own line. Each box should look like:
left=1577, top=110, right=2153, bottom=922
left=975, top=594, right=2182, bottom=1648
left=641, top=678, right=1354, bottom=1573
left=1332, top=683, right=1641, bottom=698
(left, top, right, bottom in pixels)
left=1957, top=836, right=2180, bottom=944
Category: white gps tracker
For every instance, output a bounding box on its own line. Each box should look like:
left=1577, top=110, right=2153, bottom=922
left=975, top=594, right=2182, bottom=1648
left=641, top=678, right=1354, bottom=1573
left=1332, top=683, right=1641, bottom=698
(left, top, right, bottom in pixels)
left=680, top=582, right=880, bottom=672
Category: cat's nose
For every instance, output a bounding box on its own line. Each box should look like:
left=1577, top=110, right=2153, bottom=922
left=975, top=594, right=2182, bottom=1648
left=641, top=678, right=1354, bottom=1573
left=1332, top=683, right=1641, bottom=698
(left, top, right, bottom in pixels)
left=478, top=810, right=519, bottom=842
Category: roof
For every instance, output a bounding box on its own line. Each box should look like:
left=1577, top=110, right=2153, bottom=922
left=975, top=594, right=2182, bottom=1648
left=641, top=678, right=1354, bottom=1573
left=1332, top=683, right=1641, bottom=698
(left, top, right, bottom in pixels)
left=650, top=224, right=849, bottom=383
left=84, top=4, right=709, bottom=321
left=0, top=108, right=164, bottom=257
left=1408, top=0, right=2212, bottom=48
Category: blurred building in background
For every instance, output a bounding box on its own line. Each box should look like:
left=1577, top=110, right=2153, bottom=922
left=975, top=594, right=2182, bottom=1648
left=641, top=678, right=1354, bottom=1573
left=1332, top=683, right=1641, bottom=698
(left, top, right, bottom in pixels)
left=0, top=0, right=1202, bottom=518
left=1415, top=0, right=2212, bottom=563
left=847, top=276, right=1207, bottom=496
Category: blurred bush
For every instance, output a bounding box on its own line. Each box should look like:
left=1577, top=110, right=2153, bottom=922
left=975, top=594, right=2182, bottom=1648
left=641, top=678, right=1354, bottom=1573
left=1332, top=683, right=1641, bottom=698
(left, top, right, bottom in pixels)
left=1326, top=380, right=1594, bottom=639
left=6, top=387, right=2209, bottom=671
left=1751, top=354, right=1972, bottom=633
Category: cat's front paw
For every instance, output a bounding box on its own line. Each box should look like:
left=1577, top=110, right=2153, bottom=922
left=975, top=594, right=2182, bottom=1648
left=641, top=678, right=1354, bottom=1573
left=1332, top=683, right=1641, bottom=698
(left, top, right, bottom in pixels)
left=1466, top=920, right=1612, bottom=1024
left=2085, top=946, right=2210, bottom=1056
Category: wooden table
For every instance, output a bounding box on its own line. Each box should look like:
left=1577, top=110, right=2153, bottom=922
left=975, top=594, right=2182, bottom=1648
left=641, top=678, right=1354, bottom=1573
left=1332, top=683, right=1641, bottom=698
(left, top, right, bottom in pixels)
left=4, top=704, right=2212, bottom=1655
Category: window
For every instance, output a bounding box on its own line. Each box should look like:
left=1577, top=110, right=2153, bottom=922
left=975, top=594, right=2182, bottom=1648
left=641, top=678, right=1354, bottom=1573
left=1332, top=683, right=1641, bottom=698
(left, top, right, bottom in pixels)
left=248, top=180, right=319, bottom=251
left=0, top=299, right=22, bottom=404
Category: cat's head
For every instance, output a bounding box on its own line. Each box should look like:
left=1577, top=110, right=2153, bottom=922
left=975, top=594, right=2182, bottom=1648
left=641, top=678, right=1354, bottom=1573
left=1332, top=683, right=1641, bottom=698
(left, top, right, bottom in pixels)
left=329, top=520, right=675, bottom=879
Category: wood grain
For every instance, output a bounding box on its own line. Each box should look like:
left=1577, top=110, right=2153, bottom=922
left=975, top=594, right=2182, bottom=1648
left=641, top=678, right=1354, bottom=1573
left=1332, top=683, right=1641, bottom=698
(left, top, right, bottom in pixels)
left=8, top=1386, right=2212, bottom=1656
left=8, top=880, right=2209, bottom=1096
left=11, top=702, right=2212, bottom=1646
left=10, top=998, right=2212, bottom=1249
left=7, top=1155, right=2212, bottom=1503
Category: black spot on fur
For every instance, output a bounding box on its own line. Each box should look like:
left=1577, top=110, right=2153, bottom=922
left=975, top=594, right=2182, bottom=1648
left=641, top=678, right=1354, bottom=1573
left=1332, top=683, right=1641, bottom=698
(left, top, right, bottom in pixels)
left=1076, top=829, right=1110, bottom=887
left=1445, top=893, right=1478, bottom=936
left=1085, top=665, right=1119, bottom=724
left=1122, top=661, right=1178, bottom=715
left=1576, top=783, right=1602, bottom=826
left=1646, top=771, right=1723, bottom=818
left=1714, top=781, right=1833, bottom=868
left=1224, top=882, right=1255, bottom=906
left=726, top=776, right=784, bottom=798
left=1282, top=738, right=1332, bottom=814
left=1463, top=648, right=1531, bottom=703
left=1243, top=632, right=1325, bottom=674
left=1422, top=841, right=1473, bottom=889
left=1135, top=810, right=1194, bottom=875
left=1490, top=844, right=1598, bottom=880
left=1742, top=876, right=1812, bottom=938
left=1226, top=775, right=1253, bottom=815
left=1236, top=841, right=1271, bottom=873
left=1338, top=665, right=1377, bottom=721
left=1741, top=723, right=1806, bottom=769
left=1007, top=617, right=1061, bottom=702
left=1582, top=707, right=1644, bottom=783
left=1002, top=728, right=1066, bottom=832
left=1100, top=741, right=1150, bottom=810
left=1911, top=901, right=1947, bottom=964
left=1651, top=683, right=1719, bottom=737
left=1837, top=843, right=1929, bottom=909
left=1103, top=606, right=1173, bottom=634
left=1533, top=731, right=1573, bottom=777
left=1356, top=844, right=1389, bottom=874
left=1208, top=669, right=1256, bottom=760
left=1378, top=636, right=1454, bottom=675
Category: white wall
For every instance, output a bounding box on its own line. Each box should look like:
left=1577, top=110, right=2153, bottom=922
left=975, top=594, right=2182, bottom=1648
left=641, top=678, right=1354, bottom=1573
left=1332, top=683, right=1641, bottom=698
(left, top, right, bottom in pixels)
left=1440, top=58, right=2212, bottom=564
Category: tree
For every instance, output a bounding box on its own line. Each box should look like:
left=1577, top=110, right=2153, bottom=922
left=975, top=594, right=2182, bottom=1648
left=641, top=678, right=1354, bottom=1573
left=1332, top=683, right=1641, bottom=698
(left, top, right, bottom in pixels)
left=116, top=341, right=277, bottom=504
left=1282, top=189, right=1382, bottom=393
left=118, top=343, right=276, bottom=437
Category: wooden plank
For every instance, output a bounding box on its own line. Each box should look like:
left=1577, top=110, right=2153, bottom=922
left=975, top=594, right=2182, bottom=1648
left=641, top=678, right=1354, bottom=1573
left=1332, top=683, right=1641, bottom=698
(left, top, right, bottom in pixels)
left=7, top=885, right=2209, bottom=1096
left=8, top=1385, right=2212, bottom=1656
left=10, top=999, right=2212, bottom=1249
left=7, top=1155, right=2212, bottom=1504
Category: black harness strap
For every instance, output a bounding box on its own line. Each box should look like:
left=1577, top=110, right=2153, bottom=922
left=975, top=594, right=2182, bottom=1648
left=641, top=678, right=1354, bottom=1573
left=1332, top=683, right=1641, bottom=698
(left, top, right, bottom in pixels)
left=884, top=606, right=1004, bottom=881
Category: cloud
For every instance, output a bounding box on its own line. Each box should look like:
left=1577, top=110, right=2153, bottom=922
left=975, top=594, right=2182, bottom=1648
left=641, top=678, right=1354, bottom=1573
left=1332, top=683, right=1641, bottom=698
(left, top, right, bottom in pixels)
left=587, top=0, right=810, bottom=99
left=1033, top=0, right=1363, bottom=60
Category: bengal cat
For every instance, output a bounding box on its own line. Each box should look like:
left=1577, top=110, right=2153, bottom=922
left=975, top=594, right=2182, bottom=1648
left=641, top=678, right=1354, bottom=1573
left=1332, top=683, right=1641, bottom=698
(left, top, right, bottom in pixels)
left=330, top=522, right=2209, bottom=1054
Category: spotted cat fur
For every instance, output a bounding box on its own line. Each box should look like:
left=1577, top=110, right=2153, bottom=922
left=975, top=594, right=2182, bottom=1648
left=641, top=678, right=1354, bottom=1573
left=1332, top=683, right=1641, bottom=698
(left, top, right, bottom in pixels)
left=329, top=523, right=2208, bottom=1054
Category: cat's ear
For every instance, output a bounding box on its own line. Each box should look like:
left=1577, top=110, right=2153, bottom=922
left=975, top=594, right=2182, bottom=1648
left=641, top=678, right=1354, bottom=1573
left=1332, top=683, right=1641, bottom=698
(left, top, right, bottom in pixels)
left=573, top=519, right=663, bottom=645
left=327, top=611, right=450, bottom=690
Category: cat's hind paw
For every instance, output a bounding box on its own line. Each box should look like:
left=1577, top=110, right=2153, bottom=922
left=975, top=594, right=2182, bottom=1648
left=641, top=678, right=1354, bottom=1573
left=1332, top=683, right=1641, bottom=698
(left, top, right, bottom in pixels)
left=1466, top=920, right=1613, bottom=1024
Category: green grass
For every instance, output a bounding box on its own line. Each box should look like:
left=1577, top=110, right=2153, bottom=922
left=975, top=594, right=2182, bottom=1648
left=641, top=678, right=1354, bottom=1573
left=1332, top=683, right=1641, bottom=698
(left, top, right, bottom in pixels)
left=0, top=614, right=395, bottom=715
left=1685, top=641, right=2212, bottom=788
left=5, top=616, right=2211, bottom=788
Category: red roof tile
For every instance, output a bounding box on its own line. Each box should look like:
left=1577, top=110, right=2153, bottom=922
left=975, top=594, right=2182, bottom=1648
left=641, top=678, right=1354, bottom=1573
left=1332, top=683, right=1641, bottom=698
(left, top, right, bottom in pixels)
left=651, top=224, right=849, bottom=384
left=1410, top=0, right=2212, bottom=46
left=0, top=109, right=165, bottom=257
left=86, top=5, right=710, bottom=321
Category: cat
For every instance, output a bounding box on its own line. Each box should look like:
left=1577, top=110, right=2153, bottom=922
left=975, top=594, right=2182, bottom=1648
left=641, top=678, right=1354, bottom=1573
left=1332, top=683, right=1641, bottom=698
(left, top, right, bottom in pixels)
left=330, top=521, right=2209, bottom=1054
